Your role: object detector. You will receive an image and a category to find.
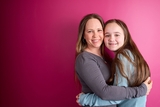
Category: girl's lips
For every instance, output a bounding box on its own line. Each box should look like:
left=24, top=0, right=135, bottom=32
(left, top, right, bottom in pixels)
left=109, top=43, right=117, bottom=45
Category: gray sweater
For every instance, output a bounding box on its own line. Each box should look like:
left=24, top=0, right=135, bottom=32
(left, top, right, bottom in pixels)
left=75, top=51, right=147, bottom=107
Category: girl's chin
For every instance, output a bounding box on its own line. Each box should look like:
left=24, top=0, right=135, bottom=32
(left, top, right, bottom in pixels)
left=113, top=48, right=119, bottom=52
left=108, top=48, right=117, bottom=51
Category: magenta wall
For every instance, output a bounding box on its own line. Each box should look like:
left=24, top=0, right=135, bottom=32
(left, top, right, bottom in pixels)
left=1, top=0, right=160, bottom=107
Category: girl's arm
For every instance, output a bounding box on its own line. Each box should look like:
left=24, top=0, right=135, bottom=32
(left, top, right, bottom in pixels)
left=76, top=53, right=147, bottom=101
left=77, top=64, right=128, bottom=106
left=77, top=50, right=137, bottom=106
left=78, top=93, right=122, bottom=106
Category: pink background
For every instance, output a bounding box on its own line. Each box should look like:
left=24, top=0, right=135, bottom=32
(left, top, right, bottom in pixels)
left=1, top=0, right=160, bottom=107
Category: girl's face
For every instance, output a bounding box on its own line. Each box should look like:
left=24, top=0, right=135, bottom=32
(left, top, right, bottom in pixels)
left=84, top=18, right=103, bottom=50
left=104, top=22, right=125, bottom=51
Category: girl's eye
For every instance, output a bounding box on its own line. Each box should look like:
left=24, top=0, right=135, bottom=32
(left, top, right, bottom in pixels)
left=115, top=34, right=119, bottom=36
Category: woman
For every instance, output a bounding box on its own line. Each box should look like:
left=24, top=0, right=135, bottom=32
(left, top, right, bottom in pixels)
left=76, top=19, right=152, bottom=107
left=75, top=14, right=152, bottom=107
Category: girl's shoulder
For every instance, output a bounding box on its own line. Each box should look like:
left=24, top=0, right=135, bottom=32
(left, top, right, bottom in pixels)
left=117, top=49, right=134, bottom=60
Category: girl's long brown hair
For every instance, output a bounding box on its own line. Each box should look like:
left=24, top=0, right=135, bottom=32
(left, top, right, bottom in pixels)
left=106, top=19, right=150, bottom=87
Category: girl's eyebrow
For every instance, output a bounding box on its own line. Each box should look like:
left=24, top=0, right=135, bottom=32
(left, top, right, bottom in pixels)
left=104, top=32, right=109, bottom=34
left=114, top=32, right=121, bottom=34
left=104, top=32, right=121, bottom=34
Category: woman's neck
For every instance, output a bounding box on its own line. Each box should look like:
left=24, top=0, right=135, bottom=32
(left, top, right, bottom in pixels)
left=85, top=48, right=102, bottom=57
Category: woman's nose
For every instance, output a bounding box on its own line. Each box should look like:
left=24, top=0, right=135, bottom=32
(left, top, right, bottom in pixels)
left=93, top=31, right=99, bottom=37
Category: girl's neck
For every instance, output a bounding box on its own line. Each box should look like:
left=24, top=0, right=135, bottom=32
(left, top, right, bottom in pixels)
left=85, top=48, right=102, bottom=57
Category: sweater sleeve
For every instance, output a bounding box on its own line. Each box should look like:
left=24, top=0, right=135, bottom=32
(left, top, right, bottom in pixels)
left=77, top=52, right=137, bottom=106
left=78, top=93, right=122, bottom=106
left=75, top=53, right=147, bottom=101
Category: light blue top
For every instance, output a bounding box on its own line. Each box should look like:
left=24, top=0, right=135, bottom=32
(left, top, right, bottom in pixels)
left=78, top=49, right=146, bottom=107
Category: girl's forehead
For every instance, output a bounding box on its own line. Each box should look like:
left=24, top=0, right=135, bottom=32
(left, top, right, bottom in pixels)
left=104, top=23, right=123, bottom=33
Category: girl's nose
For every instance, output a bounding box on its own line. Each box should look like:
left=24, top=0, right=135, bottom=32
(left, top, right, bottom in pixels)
left=109, top=35, right=114, bottom=41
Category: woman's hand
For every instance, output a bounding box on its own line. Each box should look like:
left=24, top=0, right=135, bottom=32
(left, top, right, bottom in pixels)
left=76, top=92, right=84, bottom=106
left=143, top=77, right=153, bottom=95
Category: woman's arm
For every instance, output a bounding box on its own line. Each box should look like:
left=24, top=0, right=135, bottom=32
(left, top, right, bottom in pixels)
left=77, top=66, right=129, bottom=106
left=76, top=75, right=151, bottom=106
left=76, top=51, right=139, bottom=106
left=75, top=53, right=147, bottom=101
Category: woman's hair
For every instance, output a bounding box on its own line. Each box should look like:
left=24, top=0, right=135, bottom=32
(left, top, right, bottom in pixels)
left=106, top=19, right=150, bottom=87
left=75, top=13, right=104, bottom=56
left=75, top=13, right=107, bottom=85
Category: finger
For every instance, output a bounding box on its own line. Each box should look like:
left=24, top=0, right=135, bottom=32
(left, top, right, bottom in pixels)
left=76, top=99, right=81, bottom=106
left=148, top=80, right=151, bottom=84
left=149, top=81, right=153, bottom=86
left=146, top=77, right=150, bottom=82
left=76, top=95, right=79, bottom=98
left=76, top=99, right=79, bottom=103
left=150, top=80, right=153, bottom=84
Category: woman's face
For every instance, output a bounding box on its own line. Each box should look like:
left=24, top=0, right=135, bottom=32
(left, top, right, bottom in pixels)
left=84, top=18, right=103, bottom=50
left=104, top=22, right=125, bottom=51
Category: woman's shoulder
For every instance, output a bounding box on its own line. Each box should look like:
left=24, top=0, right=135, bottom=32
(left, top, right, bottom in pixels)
left=76, top=51, right=92, bottom=63
left=76, top=51, right=101, bottom=60
left=76, top=51, right=90, bottom=60
left=76, top=51, right=104, bottom=66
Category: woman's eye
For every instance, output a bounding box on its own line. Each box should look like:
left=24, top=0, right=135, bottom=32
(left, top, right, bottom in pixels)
left=98, top=29, right=102, bottom=32
left=88, top=31, right=92, bottom=33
